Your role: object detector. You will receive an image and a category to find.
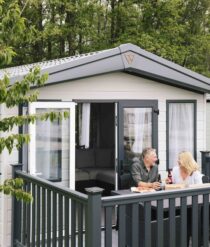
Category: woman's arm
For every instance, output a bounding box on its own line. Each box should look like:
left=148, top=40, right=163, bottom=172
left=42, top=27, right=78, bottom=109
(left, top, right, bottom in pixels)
left=193, top=171, right=203, bottom=184
left=171, top=166, right=179, bottom=184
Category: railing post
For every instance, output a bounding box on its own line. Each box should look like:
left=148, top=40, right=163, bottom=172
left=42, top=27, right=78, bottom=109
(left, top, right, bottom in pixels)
left=200, top=151, right=210, bottom=177
left=10, top=163, right=23, bottom=246
left=85, top=187, right=104, bottom=247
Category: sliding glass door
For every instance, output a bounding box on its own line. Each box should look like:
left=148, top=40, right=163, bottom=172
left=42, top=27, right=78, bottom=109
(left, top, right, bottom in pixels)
left=118, top=101, right=158, bottom=189
left=29, top=102, right=76, bottom=189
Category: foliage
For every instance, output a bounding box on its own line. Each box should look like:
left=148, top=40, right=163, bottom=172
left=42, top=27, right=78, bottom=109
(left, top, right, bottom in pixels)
left=0, top=1, right=69, bottom=202
left=0, top=178, right=32, bottom=203
left=3, top=0, right=209, bottom=77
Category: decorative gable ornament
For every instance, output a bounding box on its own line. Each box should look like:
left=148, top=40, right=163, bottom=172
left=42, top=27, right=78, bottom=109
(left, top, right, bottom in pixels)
left=124, top=52, right=135, bottom=64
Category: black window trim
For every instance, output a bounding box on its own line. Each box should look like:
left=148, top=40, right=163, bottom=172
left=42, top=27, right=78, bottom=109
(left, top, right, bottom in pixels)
left=166, top=100, right=197, bottom=169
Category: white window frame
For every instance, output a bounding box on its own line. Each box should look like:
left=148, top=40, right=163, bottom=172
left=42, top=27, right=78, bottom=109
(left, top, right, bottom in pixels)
left=28, top=102, right=76, bottom=189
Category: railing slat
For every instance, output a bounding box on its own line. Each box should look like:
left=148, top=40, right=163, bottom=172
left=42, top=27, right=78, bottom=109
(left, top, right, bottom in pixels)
left=169, top=198, right=176, bottom=247
left=131, top=203, right=139, bottom=247
left=52, top=192, right=57, bottom=247
left=58, top=194, right=63, bottom=247
left=78, top=202, right=83, bottom=247
left=37, top=185, right=41, bottom=246
left=105, top=206, right=112, bottom=247
left=47, top=190, right=52, bottom=247
left=85, top=204, right=88, bottom=246
left=118, top=205, right=126, bottom=247
left=26, top=183, right=31, bottom=247
left=181, top=197, right=187, bottom=247
left=71, top=200, right=76, bottom=247
left=41, top=188, right=46, bottom=247
left=31, top=184, right=36, bottom=247
left=144, top=201, right=151, bottom=247
left=22, top=184, right=27, bottom=245
left=192, top=195, right=198, bottom=247
left=64, top=196, right=70, bottom=246
left=157, top=200, right=164, bottom=247
left=203, top=194, right=209, bottom=247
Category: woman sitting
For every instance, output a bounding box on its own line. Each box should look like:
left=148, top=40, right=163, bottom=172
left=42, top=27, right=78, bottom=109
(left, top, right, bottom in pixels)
left=169, top=152, right=204, bottom=246
left=172, top=151, right=203, bottom=185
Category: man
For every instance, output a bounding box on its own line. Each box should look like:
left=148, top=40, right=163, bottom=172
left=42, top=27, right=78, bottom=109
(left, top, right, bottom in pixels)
left=131, top=147, right=160, bottom=189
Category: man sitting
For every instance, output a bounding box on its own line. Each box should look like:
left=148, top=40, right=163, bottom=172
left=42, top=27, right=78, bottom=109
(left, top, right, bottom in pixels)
left=131, top=147, right=160, bottom=190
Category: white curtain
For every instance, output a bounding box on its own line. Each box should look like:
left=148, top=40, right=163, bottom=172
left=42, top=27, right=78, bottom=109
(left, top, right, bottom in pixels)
left=132, top=108, right=146, bottom=153
left=124, top=108, right=152, bottom=154
left=79, top=103, right=91, bottom=148
left=169, top=103, right=194, bottom=168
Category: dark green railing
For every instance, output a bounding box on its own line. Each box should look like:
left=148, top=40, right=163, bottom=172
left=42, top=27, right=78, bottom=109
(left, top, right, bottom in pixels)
left=12, top=164, right=210, bottom=247
left=102, top=188, right=210, bottom=247
left=12, top=164, right=103, bottom=247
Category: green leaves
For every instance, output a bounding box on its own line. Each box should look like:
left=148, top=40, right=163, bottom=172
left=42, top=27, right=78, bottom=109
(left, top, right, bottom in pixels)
left=0, top=67, right=48, bottom=107
left=0, top=1, right=73, bottom=203
left=1, top=0, right=208, bottom=77
left=0, top=178, right=33, bottom=203
left=0, top=134, right=30, bottom=154
left=0, top=46, right=16, bottom=66
left=0, top=110, right=69, bottom=153
left=0, top=0, right=26, bottom=66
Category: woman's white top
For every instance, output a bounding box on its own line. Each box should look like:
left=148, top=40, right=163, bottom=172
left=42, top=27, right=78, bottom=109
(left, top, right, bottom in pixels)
left=172, top=166, right=203, bottom=185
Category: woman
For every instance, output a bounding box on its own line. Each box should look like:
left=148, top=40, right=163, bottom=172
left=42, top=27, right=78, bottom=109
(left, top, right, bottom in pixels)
left=172, top=151, right=203, bottom=185
left=170, top=152, right=203, bottom=245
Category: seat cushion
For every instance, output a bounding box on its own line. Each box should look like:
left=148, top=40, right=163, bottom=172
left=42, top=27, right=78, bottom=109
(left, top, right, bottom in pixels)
left=75, top=169, right=90, bottom=181
left=96, top=169, right=115, bottom=185
left=95, top=148, right=113, bottom=168
left=76, top=149, right=95, bottom=168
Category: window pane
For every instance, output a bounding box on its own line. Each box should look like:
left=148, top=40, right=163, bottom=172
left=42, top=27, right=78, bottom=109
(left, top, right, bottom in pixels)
left=123, top=108, right=152, bottom=169
left=35, top=108, right=70, bottom=185
left=168, top=103, right=194, bottom=168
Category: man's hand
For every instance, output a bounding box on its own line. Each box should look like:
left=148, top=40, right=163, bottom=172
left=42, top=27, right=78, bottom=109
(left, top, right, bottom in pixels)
left=152, top=182, right=161, bottom=190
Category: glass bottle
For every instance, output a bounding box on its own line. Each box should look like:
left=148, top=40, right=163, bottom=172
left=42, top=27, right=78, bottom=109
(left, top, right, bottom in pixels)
left=167, top=169, right=173, bottom=184
left=157, top=174, right=162, bottom=190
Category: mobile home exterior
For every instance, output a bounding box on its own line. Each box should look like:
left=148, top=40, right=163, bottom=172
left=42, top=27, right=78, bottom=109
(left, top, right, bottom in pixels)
left=0, top=43, right=210, bottom=246
left=206, top=97, right=210, bottom=151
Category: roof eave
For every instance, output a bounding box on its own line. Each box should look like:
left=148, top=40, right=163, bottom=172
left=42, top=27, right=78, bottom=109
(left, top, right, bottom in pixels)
left=125, top=68, right=210, bottom=94
left=6, top=43, right=210, bottom=94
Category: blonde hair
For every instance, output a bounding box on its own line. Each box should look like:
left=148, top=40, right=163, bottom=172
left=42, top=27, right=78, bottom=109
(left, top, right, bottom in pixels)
left=178, top=151, right=199, bottom=175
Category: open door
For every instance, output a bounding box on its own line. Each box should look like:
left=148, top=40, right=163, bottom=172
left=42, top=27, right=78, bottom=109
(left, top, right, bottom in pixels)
left=118, top=100, right=158, bottom=189
left=115, top=102, right=118, bottom=191
left=29, top=102, right=76, bottom=189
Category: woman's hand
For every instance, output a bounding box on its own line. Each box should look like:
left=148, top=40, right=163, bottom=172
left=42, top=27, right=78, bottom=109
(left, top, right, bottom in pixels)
left=165, top=178, right=170, bottom=184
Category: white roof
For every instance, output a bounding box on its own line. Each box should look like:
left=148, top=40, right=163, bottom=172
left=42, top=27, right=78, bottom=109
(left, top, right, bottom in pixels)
left=0, top=50, right=108, bottom=79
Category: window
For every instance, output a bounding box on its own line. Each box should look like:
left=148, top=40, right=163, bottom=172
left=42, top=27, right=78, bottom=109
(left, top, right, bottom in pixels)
left=29, top=102, right=76, bottom=188
left=35, top=108, right=66, bottom=181
left=123, top=108, right=152, bottom=155
left=167, top=101, right=196, bottom=169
